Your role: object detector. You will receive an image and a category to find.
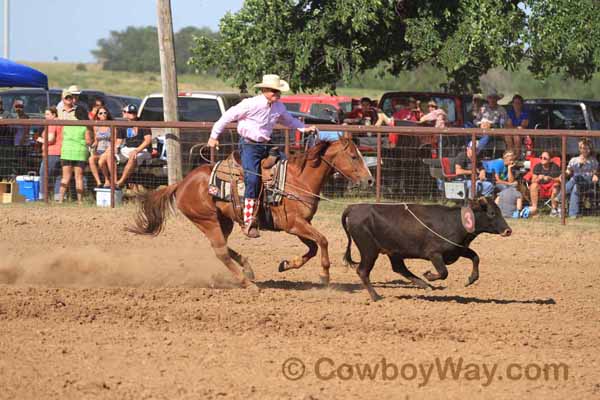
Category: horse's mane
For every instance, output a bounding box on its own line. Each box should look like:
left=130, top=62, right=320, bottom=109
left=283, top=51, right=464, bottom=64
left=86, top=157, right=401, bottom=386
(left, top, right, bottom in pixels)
left=288, top=140, right=332, bottom=172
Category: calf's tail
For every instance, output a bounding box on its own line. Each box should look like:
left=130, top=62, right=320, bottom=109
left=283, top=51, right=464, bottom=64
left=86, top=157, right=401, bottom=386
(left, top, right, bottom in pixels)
left=341, top=207, right=359, bottom=268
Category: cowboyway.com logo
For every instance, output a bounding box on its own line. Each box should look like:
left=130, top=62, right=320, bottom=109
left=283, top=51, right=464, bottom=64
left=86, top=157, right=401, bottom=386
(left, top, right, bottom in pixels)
left=281, top=356, right=568, bottom=387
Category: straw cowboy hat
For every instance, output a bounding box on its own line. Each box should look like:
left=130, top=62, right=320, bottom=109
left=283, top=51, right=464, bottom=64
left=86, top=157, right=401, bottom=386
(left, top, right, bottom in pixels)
left=486, top=88, right=504, bottom=100
left=253, top=74, right=290, bottom=92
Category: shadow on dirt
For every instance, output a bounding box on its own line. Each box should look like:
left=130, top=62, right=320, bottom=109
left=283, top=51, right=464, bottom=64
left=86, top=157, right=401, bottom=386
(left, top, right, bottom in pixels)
left=258, top=278, right=444, bottom=293
left=393, top=294, right=556, bottom=305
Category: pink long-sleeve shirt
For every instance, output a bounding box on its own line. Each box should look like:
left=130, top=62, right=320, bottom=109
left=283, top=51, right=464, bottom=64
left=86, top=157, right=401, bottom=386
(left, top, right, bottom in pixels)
left=210, top=95, right=305, bottom=142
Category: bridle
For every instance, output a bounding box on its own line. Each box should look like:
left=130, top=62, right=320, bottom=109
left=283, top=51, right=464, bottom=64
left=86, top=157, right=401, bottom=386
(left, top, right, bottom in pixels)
left=319, top=140, right=368, bottom=182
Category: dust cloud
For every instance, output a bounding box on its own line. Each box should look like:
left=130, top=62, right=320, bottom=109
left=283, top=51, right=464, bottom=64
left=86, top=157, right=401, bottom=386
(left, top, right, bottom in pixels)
left=0, top=246, right=237, bottom=288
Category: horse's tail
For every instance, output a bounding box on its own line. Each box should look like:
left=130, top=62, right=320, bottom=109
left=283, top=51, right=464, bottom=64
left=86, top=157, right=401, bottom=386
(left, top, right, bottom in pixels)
left=341, top=207, right=359, bottom=268
left=127, top=183, right=179, bottom=236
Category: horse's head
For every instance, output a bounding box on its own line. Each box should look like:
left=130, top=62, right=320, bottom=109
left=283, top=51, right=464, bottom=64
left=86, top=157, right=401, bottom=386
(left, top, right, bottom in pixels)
left=323, top=137, right=374, bottom=187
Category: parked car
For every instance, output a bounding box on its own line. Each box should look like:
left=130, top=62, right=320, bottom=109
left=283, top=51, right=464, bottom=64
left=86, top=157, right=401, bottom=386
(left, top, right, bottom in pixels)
left=280, top=94, right=355, bottom=123
left=138, top=92, right=338, bottom=171
left=521, top=99, right=600, bottom=156
left=111, top=95, right=142, bottom=109
left=0, top=88, right=129, bottom=119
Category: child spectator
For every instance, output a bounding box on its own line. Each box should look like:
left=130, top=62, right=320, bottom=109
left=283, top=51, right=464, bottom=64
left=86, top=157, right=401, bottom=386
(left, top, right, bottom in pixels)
left=58, top=106, right=91, bottom=204
left=36, top=107, right=63, bottom=200
left=495, top=150, right=518, bottom=192
left=495, top=185, right=523, bottom=218
left=89, top=106, right=113, bottom=188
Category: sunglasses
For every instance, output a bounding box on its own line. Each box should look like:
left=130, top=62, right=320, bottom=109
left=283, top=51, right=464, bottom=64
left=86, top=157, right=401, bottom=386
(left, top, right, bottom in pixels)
left=64, top=95, right=73, bottom=100
left=14, top=105, right=23, bottom=109
left=98, top=111, right=108, bottom=115
left=540, top=157, right=549, bottom=160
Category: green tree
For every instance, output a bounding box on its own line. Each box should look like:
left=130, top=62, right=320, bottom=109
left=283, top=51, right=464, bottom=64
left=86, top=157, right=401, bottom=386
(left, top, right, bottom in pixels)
left=92, top=26, right=218, bottom=73
left=189, top=0, right=600, bottom=93
left=92, top=26, right=160, bottom=72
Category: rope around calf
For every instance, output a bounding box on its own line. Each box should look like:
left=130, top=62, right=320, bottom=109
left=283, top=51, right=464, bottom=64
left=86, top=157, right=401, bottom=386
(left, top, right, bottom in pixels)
left=198, top=144, right=465, bottom=247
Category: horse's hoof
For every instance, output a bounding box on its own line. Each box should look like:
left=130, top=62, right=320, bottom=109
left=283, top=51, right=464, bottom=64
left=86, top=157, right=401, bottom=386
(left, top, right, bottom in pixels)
left=278, top=260, right=289, bottom=272
left=244, top=281, right=261, bottom=292
left=243, top=267, right=255, bottom=281
left=320, top=275, right=330, bottom=286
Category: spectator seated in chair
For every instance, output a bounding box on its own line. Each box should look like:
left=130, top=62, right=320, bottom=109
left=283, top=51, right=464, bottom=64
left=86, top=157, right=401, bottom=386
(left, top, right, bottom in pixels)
left=559, top=138, right=599, bottom=218
left=454, top=141, right=494, bottom=197
left=527, top=151, right=561, bottom=216
left=494, top=150, right=518, bottom=192
left=115, top=104, right=152, bottom=188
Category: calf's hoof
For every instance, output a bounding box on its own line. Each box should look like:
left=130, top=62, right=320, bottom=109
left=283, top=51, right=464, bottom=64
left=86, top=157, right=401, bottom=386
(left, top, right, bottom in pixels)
left=412, top=279, right=433, bottom=290
left=465, top=275, right=479, bottom=287
left=424, top=271, right=438, bottom=281
left=369, top=293, right=383, bottom=302
left=319, top=275, right=330, bottom=286
left=278, top=260, right=289, bottom=272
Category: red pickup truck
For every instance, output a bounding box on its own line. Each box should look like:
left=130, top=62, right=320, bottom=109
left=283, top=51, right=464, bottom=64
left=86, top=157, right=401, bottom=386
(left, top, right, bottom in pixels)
left=280, top=94, right=356, bottom=123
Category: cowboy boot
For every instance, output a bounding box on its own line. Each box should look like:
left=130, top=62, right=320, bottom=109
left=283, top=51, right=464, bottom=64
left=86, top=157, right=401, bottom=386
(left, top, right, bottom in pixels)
left=242, top=198, right=260, bottom=238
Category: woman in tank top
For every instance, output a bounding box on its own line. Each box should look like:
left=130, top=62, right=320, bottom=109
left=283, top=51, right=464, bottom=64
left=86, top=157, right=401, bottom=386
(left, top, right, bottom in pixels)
left=89, top=106, right=114, bottom=187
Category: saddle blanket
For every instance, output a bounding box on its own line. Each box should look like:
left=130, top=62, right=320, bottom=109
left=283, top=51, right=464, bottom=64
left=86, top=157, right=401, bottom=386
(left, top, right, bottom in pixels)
left=208, top=160, right=288, bottom=205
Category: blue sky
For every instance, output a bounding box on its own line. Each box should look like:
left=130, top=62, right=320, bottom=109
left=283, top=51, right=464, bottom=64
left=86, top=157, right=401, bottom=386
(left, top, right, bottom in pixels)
left=2, top=0, right=243, bottom=62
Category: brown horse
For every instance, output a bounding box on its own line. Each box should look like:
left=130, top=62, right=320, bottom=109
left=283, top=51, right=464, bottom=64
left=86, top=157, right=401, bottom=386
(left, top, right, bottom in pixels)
left=129, top=137, right=373, bottom=290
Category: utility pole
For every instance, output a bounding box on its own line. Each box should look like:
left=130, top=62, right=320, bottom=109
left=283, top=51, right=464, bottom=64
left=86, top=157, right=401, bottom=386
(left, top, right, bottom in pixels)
left=3, top=0, right=9, bottom=59
left=157, top=0, right=182, bottom=184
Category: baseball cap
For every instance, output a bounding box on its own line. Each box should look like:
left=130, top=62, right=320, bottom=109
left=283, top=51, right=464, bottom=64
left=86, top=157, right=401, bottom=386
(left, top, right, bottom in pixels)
left=67, top=85, right=81, bottom=95
left=62, top=89, right=73, bottom=98
left=123, top=104, right=138, bottom=114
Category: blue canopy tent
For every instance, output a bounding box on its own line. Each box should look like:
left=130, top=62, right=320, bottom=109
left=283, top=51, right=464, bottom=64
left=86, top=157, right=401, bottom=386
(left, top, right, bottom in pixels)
left=0, top=58, right=48, bottom=89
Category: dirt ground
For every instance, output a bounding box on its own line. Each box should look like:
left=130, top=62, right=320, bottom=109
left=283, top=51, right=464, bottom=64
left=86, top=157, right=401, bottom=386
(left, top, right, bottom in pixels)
left=0, top=203, right=598, bottom=400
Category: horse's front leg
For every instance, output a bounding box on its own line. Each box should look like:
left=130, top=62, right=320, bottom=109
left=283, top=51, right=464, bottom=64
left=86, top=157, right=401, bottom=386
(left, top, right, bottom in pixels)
left=279, top=219, right=331, bottom=285
left=278, top=237, right=318, bottom=272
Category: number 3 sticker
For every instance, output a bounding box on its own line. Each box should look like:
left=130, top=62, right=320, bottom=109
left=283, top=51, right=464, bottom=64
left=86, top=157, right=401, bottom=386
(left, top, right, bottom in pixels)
left=461, top=207, right=476, bottom=233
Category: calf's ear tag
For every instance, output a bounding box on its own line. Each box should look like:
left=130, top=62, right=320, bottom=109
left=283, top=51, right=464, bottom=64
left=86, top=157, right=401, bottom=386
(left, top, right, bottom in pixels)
left=461, top=207, right=476, bottom=233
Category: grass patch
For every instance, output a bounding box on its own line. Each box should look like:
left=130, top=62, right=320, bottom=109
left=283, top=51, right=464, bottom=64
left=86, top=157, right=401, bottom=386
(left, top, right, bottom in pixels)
left=21, top=62, right=383, bottom=99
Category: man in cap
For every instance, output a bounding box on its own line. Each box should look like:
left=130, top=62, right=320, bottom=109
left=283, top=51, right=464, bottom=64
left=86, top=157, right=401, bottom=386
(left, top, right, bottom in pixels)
left=454, top=140, right=495, bottom=197
left=474, top=89, right=508, bottom=129
left=208, top=74, right=317, bottom=238
left=57, top=85, right=88, bottom=114
left=58, top=89, right=77, bottom=120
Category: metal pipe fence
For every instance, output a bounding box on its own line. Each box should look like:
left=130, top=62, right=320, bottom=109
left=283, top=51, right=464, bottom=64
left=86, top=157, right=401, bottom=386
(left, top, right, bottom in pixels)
left=2, top=118, right=600, bottom=225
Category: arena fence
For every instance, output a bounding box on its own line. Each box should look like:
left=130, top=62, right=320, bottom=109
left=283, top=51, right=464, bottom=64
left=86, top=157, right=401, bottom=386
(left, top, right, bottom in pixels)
left=2, top=118, right=600, bottom=225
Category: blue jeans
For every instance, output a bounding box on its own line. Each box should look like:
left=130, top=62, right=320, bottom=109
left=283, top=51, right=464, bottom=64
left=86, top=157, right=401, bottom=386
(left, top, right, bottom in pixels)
left=39, top=155, right=61, bottom=199
left=239, top=138, right=269, bottom=199
left=465, top=180, right=494, bottom=197
left=563, top=176, right=594, bottom=217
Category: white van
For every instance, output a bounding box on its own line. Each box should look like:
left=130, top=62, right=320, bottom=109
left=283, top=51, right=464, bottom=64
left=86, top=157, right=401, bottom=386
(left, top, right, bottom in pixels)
left=138, top=91, right=250, bottom=172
